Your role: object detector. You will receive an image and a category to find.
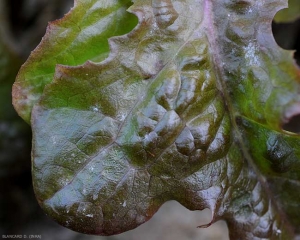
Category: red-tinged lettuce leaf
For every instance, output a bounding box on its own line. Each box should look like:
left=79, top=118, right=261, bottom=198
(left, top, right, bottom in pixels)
left=13, top=0, right=300, bottom=239
left=274, top=0, right=300, bottom=22
left=12, top=0, right=138, bottom=123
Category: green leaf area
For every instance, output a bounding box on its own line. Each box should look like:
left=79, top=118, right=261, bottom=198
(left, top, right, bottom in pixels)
left=274, top=0, right=300, bottom=22
left=13, top=0, right=300, bottom=239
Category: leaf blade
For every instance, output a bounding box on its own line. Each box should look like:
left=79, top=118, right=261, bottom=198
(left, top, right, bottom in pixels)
left=12, top=0, right=138, bottom=123
left=14, top=0, right=300, bottom=238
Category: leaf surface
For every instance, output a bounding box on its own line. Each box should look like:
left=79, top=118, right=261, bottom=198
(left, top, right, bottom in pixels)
left=12, top=0, right=137, bottom=123
left=13, top=0, right=300, bottom=239
left=274, top=0, right=300, bottom=22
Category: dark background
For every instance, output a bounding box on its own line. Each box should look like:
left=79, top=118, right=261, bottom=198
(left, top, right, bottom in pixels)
left=0, top=1, right=299, bottom=239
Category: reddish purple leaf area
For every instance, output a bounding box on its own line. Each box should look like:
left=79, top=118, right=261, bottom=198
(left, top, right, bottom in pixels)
left=13, top=0, right=300, bottom=239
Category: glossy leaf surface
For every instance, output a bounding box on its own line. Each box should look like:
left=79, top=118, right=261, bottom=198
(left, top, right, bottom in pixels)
left=12, top=0, right=138, bottom=123
left=13, top=0, right=300, bottom=239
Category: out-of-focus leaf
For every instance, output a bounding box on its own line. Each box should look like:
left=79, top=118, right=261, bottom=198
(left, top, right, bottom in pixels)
left=274, top=0, right=300, bottom=22
left=12, top=0, right=138, bottom=123
left=13, top=0, right=300, bottom=239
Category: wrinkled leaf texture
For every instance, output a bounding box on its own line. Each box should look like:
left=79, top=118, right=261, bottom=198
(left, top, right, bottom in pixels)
left=12, top=0, right=300, bottom=239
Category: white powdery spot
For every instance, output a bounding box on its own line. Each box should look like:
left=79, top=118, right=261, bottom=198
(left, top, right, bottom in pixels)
left=136, top=215, right=146, bottom=224
left=86, top=214, right=93, bottom=218
left=244, top=42, right=260, bottom=66
left=255, top=1, right=264, bottom=8
left=92, top=193, right=98, bottom=201
left=77, top=203, right=88, bottom=214
left=91, top=106, right=99, bottom=112
left=89, top=165, right=95, bottom=172
left=60, top=178, right=69, bottom=187
left=51, top=136, right=57, bottom=145
left=82, top=188, right=88, bottom=196
left=122, top=201, right=127, bottom=207
left=117, top=112, right=127, bottom=121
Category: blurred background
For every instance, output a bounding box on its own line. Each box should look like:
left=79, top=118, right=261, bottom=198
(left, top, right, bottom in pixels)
left=0, top=0, right=299, bottom=239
